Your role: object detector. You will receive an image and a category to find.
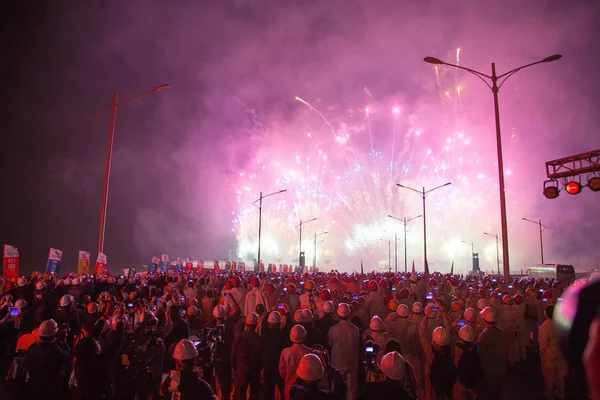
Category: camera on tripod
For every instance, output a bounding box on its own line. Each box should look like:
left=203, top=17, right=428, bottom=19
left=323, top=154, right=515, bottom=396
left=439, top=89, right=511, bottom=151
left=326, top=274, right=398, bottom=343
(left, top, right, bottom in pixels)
left=363, top=338, right=380, bottom=373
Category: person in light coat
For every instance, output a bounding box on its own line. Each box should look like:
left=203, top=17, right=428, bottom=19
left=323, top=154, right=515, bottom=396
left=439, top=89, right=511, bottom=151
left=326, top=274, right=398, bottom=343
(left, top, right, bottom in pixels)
left=539, top=305, right=566, bottom=400
left=328, top=303, right=360, bottom=400
left=497, top=295, right=521, bottom=366
left=279, top=324, right=313, bottom=400
left=244, top=277, right=268, bottom=317
left=477, top=307, right=508, bottom=400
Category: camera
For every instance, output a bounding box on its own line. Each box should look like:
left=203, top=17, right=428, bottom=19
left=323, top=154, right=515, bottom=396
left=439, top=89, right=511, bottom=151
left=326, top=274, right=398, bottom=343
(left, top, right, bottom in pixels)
left=9, top=307, right=20, bottom=317
left=426, top=293, right=433, bottom=300
left=363, top=339, right=380, bottom=374
left=457, top=320, right=466, bottom=327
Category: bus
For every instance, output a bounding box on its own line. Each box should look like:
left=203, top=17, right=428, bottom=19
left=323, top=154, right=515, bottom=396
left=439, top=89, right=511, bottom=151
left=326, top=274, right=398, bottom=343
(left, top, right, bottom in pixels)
left=526, top=264, right=576, bottom=288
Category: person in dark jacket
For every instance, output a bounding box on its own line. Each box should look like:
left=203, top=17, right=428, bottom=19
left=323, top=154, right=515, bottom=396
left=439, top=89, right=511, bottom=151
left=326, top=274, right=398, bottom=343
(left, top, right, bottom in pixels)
left=55, top=294, right=81, bottom=348
left=232, top=312, right=262, bottom=400
left=261, top=311, right=287, bottom=400
left=289, top=353, right=347, bottom=400
left=25, top=319, right=72, bottom=400
left=357, top=351, right=415, bottom=400
left=314, top=301, right=338, bottom=348
left=73, top=318, right=125, bottom=400
left=161, top=339, right=217, bottom=400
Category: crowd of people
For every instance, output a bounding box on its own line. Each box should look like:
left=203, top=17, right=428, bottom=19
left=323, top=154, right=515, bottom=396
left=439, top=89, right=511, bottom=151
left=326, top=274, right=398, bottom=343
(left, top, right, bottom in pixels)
left=0, top=268, right=597, bottom=400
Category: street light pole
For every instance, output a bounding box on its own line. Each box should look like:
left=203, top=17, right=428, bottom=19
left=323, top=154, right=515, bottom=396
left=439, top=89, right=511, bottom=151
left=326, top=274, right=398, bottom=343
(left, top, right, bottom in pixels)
left=296, top=217, right=318, bottom=269
left=252, top=189, right=286, bottom=271
left=424, top=54, right=561, bottom=282
left=462, top=241, right=475, bottom=272
left=379, top=238, right=392, bottom=273
left=383, top=229, right=400, bottom=273
left=396, top=183, right=451, bottom=274
left=522, top=218, right=547, bottom=264
left=312, top=231, right=328, bottom=270
left=95, top=84, right=170, bottom=254
left=484, top=232, right=501, bottom=275
left=388, top=214, right=423, bottom=273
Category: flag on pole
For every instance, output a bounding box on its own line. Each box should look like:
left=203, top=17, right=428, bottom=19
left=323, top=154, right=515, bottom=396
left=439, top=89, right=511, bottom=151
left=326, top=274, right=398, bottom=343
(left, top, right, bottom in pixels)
left=3, top=244, right=19, bottom=279
left=77, top=251, right=90, bottom=275
left=185, top=258, right=193, bottom=272
left=450, top=261, right=454, bottom=275
left=411, top=260, right=416, bottom=274
left=360, top=261, right=364, bottom=275
left=176, top=257, right=183, bottom=272
left=214, top=260, right=220, bottom=275
left=94, top=252, right=107, bottom=275
left=150, top=256, right=159, bottom=273
left=46, top=248, right=63, bottom=275
left=197, top=260, right=204, bottom=274
left=160, top=254, right=169, bottom=272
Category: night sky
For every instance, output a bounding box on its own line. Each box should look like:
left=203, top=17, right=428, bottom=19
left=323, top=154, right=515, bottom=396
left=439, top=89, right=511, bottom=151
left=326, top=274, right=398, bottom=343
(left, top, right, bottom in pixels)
left=2, top=0, right=599, bottom=274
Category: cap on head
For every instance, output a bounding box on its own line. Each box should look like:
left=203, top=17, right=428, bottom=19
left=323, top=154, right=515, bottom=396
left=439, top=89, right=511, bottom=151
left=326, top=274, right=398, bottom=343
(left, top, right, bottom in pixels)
left=411, top=302, right=423, bottom=314
left=268, top=311, right=282, bottom=325
left=290, top=324, right=307, bottom=343
left=245, top=312, right=259, bottom=326
left=323, top=300, right=335, bottom=314
left=380, top=351, right=406, bottom=380
left=296, top=353, right=324, bottom=381
left=396, top=304, right=409, bottom=318
left=464, top=307, right=477, bottom=322
left=337, top=303, right=351, bottom=318
left=476, top=299, right=488, bottom=310
left=432, top=326, right=450, bottom=346
left=369, top=316, right=383, bottom=332
left=481, top=306, right=497, bottom=323
left=458, top=325, right=476, bottom=342
left=173, top=339, right=199, bottom=361
left=388, top=299, right=399, bottom=311
left=300, top=309, right=313, bottom=324
left=39, top=319, right=59, bottom=338
left=212, top=304, right=226, bottom=319
left=60, top=294, right=74, bottom=307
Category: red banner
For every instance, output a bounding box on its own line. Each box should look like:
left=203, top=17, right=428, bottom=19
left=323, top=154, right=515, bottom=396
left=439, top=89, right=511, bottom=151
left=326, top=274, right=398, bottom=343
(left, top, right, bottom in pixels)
left=3, top=244, right=19, bottom=279
left=185, top=262, right=193, bottom=272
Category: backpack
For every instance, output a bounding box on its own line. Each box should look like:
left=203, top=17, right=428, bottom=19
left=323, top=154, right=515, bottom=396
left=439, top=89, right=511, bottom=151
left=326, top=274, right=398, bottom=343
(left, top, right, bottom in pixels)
left=429, top=348, right=457, bottom=397
left=456, top=343, right=482, bottom=389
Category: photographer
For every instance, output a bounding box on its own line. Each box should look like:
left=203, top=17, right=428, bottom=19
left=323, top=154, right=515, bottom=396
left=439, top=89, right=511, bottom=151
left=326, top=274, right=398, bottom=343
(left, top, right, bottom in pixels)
left=161, top=339, right=217, bottom=399
left=290, top=353, right=347, bottom=400
left=357, top=352, right=415, bottom=400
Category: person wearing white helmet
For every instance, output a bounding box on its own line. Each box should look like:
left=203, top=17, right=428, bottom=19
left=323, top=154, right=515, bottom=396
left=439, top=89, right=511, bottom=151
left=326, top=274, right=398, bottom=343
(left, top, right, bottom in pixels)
left=56, top=294, right=81, bottom=348
left=328, top=303, right=359, bottom=400
left=280, top=324, right=312, bottom=399
left=161, top=339, right=217, bottom=399
left=232, top=312, right=262, bottom=399
left=356, top=351, right=415, bottom=399
left=210, top=303, right=235, bottom=400
left=477, top=306, right=508, bottom=400
left=409, top=301, right=424, bottom=326
left=389, top=304, right=419, bottom=359
left=453, top=325, right=482, bottom=399
left=315, top=300, right=338, bottom=340
left=25, top=319, right=72, bottom=399
left=289, top=353, right=348, bottom=400
left=261, top=311, right=287, bottom=400
left=362, top=316, right=391, bottom=367
left=538, top=305, right=566, bottom=400
left=496, top=293, right=521, bottom=367
left=420, top=325, right=456, bottom=400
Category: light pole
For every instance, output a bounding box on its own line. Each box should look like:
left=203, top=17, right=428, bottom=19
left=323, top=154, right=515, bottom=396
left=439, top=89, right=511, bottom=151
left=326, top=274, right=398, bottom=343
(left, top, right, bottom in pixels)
left=295, top=217, right=318, bottom=268
left=462, top=241, right=475, bottom=272
left=383, top=229, right=399, bottom=273
left=94, top=84, right=170, bottom=254
left=252, top=189, right=287, bottom=271
left=396, top=183, right=451, bottom=274
left=389, top=214, right=422, bottom=273
left=380, top=238, right=392, bottom=273
left=312, top=231, right=328, bottom=270
left=522, top=218, right=547, bottom=264
left=484, top=232, right=501, bottom=275
left=424, top=54, right=561, bottom=282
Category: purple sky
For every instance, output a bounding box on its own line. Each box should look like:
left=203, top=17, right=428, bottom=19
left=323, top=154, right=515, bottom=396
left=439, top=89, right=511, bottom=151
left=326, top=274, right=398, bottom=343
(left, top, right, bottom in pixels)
left=2, top=0, right=599, bottom=273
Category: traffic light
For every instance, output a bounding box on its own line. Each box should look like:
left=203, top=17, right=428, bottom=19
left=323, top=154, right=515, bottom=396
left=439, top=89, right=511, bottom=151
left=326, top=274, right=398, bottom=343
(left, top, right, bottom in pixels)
left=543, top=180, right=560, bottom=199
left=589, top=177, right=600, bottom=192
left=565, top=181, right=582, bottom=195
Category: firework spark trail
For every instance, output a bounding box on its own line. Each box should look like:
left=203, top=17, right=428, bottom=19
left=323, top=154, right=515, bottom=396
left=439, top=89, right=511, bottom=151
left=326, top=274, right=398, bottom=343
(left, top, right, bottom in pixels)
left=295, top=97, right=338, bottom=140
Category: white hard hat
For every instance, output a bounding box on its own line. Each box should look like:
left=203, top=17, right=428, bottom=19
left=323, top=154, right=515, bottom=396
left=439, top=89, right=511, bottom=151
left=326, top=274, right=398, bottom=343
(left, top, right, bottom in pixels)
left=187, top=306, right=197, bottom=317
left=290, top=324, right=307, bottom=343
left=56, top=279, right=64, bottom=287
left=60, top=294, right=74, bottom=307
left=35, top=281, right=46, bottom=291
left=396, top=304, right=410, bottom=318
left=481, top=306, right=497, bottom=323
left=476, top=299, right=488, bottom=310
left=410, top=274, right=418, bottom=283
left=293, top=309, right=303, bottom=323
left=411, top=302, right=423, bottom=314
left=425, top=304, right=438, bottom=318
left=323, top=300, right=335, bottom=314
left=296, top=353, right=324, bottom=381
left=268, top=311, right=282, bottom=325
left=245, top=312, right=258, bottom=326
left=300, top=309, right=313, bottom=323
left=502, top=294, right=513, bottom=305
left=87, top=302, right=98, bottom=314
left=459, top=325, right=476, bottom=342
left=464, top=307, right=477, bottom=322
left=17, top=277, right=27, bottom=287
left=337, top=303, right=351, bottom=318
left=380, top=351, right=406, bottom=380
left=432, top=326, right=450, bottom=346
left=39, top=319, right=59, bottom=337
left=172, top=339, right=199, bottom=361
left=212, top=304, right=226, bottom=319
left=72, top=277, right=81, bottom=285
left=64, top=278, right=72, bottom=286
left=15, top=299, right=27, bottom=309
left=369, top=316, right=384, bottom=331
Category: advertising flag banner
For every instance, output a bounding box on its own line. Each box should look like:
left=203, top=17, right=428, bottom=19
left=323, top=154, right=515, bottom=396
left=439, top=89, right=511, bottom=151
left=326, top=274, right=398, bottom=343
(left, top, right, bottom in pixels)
left=94, top=252, right=107, bottom=275
left=185, top=258, right=193, bottom=272
left=3, top=244, right=19, bottom=279
left=197, top=260, right=204, bottom=274
left=160, top=254, right=169, bottom=272
left=214, top=260, right=220, bottom=275
left=77, top=251, right=91, bottom=275
left=150, top=256, right=160, bottom=273
left=242, top=262, right=246, bottom=273
left=46, top=247, right=63, bottom=275
left=176, top=257, right=183, bottom=272
left=169, top=261, right=176, bottom=272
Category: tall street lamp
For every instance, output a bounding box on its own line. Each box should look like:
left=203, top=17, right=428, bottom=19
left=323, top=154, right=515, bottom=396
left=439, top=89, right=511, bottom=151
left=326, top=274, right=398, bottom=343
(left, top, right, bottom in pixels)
left=522, top=218, right=547, bottom=264
left=397, top=183, right=451, bottom=274
left=252, top=189, right=287, bottom=271
left=462, top=241, right=475, bottom=272
left=94, top=84, right=170, bottom=254
left=380, top=238, right=392, bottom=273
left=424, top=54, right=561, bottom=282
left=312, top=231, right=328, bottom=270
left=388, top=214, right=422, bottom=273
left=295, top=218, right=318, bottom=268
left=484, top=232, right=501, bottom=275
left=383, top=229, right=399, bottom=273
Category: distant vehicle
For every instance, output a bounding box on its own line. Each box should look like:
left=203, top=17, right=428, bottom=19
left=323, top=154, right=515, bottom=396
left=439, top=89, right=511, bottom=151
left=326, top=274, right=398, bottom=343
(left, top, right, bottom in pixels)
left=526, top=264, right=576, bottom=288
left=590, top=271, right=600, bottom=282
